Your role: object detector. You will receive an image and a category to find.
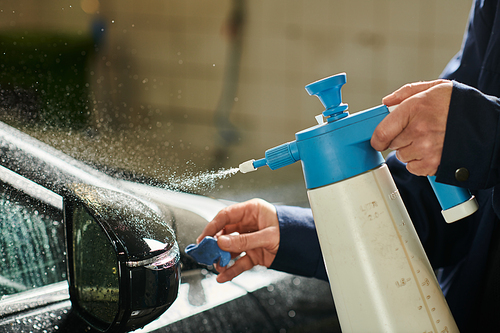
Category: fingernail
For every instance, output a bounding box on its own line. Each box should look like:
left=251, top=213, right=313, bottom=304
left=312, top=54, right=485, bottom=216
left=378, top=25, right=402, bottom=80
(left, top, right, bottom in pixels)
left=218, top=235, right=231, bottom=249
left=216, top=275, right=230, bottom=283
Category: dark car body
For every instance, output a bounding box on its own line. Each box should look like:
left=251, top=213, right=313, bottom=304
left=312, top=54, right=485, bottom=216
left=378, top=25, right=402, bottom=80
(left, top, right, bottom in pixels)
left=0, top=120, right=339, bottom=332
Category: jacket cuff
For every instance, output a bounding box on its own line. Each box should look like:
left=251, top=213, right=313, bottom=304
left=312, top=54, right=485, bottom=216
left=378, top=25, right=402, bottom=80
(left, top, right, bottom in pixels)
left=436, top=81, right=500, bottom=189
left=269, top=205, right=328, bottom=281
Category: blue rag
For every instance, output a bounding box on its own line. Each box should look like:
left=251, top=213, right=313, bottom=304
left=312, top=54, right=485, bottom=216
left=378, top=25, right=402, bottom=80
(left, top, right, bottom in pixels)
left=185, top=236, right=231, bottom=267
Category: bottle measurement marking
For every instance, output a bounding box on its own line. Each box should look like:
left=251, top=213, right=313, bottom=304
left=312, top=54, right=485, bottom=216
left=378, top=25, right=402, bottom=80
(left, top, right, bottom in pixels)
left=395, top=277, right=411, bottom=287
left=403, top=238, right=445, bottom=332
left=381, top=191, right=441, bottom=333
left=360, top=200, right=384, bottom=221
left=388, top=190, right=400, bottom=201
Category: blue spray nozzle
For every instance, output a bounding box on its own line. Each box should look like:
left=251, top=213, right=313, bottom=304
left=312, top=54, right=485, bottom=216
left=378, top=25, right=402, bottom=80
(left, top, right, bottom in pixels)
left=185, top=236, right=231, bottom=267
left=264, top=141, right=300, bottom=170
left=253, top=158, right=267, bottom=169
left=239, top=142, right=300, bottom=174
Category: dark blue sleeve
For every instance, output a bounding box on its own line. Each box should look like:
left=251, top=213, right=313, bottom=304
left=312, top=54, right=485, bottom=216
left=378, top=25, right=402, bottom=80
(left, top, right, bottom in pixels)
left=440, top=0, right=500, bottom=96
left=437, top=0, right=500, bottom=189
left=436, top=82, right=500, bottom=189
left=269, top=205, right=328, bottom=281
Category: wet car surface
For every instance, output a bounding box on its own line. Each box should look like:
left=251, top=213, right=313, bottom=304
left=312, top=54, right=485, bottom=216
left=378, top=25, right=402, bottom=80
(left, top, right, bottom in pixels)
left=0, top=120, right=340, bottom=332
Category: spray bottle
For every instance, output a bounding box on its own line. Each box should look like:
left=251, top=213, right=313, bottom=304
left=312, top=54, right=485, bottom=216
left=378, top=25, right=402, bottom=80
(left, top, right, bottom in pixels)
left=239, top=73, right=477, bottom=332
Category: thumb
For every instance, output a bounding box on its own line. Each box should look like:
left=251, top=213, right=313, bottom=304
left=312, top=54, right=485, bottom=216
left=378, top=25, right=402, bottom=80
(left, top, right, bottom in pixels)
left=371, top=103, right=411, bottom=151
left=382, top=80, right=448, bottom=106
left=217, top=235, right=233, bottom=250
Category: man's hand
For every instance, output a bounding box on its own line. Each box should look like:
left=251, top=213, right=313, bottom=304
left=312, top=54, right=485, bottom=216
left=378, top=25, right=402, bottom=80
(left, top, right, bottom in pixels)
left=197, top=198, right=279, bottom=283
left=371, top=80, right=453, bottom=176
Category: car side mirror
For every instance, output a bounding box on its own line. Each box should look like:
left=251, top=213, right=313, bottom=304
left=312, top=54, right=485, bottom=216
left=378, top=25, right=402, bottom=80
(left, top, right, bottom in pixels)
left=63, top=183, right=180, bottom=332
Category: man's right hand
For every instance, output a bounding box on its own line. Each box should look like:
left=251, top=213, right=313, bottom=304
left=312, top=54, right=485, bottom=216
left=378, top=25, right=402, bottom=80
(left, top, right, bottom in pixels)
left=371, top=79, right=452, bottom=176
left=197, top=198, right=280, bottom=283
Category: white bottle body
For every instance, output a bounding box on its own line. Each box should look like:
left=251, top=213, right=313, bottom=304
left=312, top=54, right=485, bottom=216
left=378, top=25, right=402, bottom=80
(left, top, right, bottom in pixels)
left=307, top=164, right=458, bottom=333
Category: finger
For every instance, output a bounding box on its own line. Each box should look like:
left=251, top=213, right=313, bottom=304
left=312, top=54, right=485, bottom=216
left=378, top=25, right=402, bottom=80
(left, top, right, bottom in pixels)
left=371, top=101, right=412, bottom=151
left=394, top=147, right=418, bottom=164
left=217, top=226, right=279, bottom=254
left=198, top=199, right=276, bottom=243
left=393, top=125, right=444, bottom=164
left=382, top=80, right=449, bottom=106
left=394, top=139, right=442, bottom=175
left=197, top=210, right=230, bottom=243
left=216, top=255, right=256, bottom=283
left=197, top=202, right=250, bottom=242
left=388, top=130, right=413, bottom=150
left=393, top=132, right=438, bottom=161
left=395, top=142, right=441, bottom=176
left=406, top=160, right=437, bottom=177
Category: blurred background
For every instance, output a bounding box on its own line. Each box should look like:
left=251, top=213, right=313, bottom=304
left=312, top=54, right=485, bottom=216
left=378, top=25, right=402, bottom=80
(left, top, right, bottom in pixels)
left=0, top=0, right=472, bottom=206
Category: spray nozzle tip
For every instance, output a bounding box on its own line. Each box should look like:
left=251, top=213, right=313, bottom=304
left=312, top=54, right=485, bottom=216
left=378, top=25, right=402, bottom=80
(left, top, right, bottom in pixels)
left=239, top=159, right=257, bottom=173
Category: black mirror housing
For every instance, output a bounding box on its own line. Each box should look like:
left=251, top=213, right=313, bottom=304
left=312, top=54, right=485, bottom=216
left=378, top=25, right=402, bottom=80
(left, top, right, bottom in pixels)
left=64, top=184, right=180, bottom=332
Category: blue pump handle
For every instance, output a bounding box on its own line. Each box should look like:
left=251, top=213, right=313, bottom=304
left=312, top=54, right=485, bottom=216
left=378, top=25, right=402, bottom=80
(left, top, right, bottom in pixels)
left=251, top=73, right=476, bottom=220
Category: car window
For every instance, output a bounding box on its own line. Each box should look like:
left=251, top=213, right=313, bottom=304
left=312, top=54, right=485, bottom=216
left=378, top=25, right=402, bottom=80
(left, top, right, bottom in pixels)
left=0, top=169, right=66, bottom=298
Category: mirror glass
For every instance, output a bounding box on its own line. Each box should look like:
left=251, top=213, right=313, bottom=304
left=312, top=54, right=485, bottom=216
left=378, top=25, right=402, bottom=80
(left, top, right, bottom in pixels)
left=72, top=203, right=119, bottom=326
